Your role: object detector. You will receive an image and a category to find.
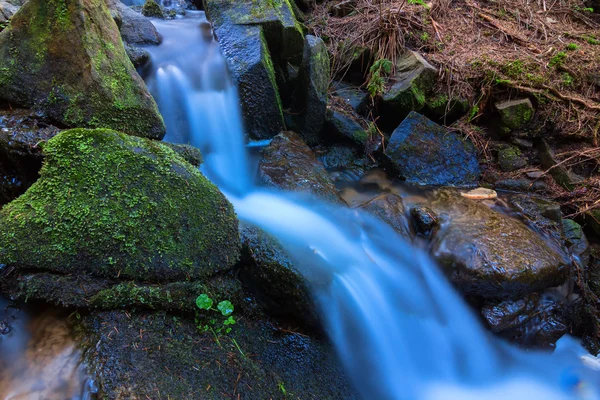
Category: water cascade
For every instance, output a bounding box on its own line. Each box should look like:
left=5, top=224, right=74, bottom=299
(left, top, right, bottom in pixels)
left=144, top=12, right=600, bottom=400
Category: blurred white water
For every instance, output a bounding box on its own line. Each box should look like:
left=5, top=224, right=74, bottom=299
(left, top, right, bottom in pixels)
left=145, top=12, right=600, bottom=400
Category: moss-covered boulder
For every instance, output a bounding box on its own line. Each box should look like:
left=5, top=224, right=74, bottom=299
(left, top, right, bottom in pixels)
left=326, top=109, right=368, bottom=146
left=495, top=98, right=534, bottom=130
left=429, top=189, right=570, bottom=299
left=0, top=129, right=240, bottom=282
left=141, top=0, right=164, bottom=18
left=498, top=145, right=527, bottom=172
left=259, top=131, right=346, bottom=204
left=0, top=0, right=165, bottom=139
left=384, top=112, right=480, bottom=186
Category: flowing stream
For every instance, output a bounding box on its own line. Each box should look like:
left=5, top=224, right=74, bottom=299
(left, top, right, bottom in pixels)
left=144, top=11, right=600, bottom=400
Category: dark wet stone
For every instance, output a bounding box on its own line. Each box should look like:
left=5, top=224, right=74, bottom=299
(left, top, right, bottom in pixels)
left=294, top=35, right=330, bottom=145
left=332, top=81, right=369, bottom=115
left=410, top=205, right=438, bottom=238
left=497, top=145, right=527, bottom=172
left=106, top=0, right=163, bottom=45
left=384, top=112, right=480, bottom=186
left=424, top=94, right=469, bottom=124
left=259, top=131, right=346, bottom=204
left=494, top=178, right=548, bottom=192
left=124, top=43, right=151, bottom=68
left=429, top=190, right=570, bottom=299
left=0, top=320, right=9, bottom=335
left=162, top=142, right=203, bottom=167
left=537, top=139, right=583, bottom=190
left=239, top=224, right=318, bottom=326
left=481, top=292, right=569, bottom=348
left=326, top=108, right=368, bottom=146
left=563, top=219, right=589, bottom=267
left=359, top=193, right=412, bottom=240
left=77, top=310, right=356, bottom=399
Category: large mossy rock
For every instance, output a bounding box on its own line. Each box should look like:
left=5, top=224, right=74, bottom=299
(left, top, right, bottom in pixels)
left=429, top=189, right=569, bottom=299
left=0, top=129, right=240, bottom=281
left=259, top=131, right=346, bottom=204
left=379, top=51, right=437, bottom=129
left=384, top=112, right=480, bottom=186
left=205, top=0, right=304, bottom=139
left=0, top=0, right=165, bottom=139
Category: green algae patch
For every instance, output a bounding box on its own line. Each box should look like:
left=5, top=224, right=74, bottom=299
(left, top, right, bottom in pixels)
left=0, top=0, right=165, bottom=139
left=0, top=128, right=240, bottom=281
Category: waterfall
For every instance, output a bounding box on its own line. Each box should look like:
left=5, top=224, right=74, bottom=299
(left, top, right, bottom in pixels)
left=143, top=11, right=600, bottom=400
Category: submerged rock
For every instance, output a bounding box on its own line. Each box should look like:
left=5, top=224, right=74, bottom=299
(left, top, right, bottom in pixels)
left=384, top=112, right=480, bottom=186
left=0, top=0, right=165, bottom=138
left=259, top=131, right=346, bottom=204
left=429, top=190, right=569, bottom=299
left=358, top=193, right=412, bottom=240
left=0, top=129, right=240, bottom=282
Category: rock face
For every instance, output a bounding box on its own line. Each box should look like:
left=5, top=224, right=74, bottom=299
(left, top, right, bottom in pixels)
left=239, top=224, right=318, bottom=325
left=260, top=131, right=346, bottom=204
left=327, top=109, right=368, bottom=146
left=428, top=190, right=570, bottom=299
left=205, top=0, right=304, bottom=139
left=380, top=51, right=437, bottom=128
left=0, top=0, right=165, bottom=139
left=358, top=193, right=412, bottom=240
left=294, top=35, right=330, bottom=144
left=495, top=98, right=533, bottom=130
left=385, top=112, right=480, bottom=186
left=0, top=129, right=240, bottom=282
left=106, top=0, right=162, bottom=46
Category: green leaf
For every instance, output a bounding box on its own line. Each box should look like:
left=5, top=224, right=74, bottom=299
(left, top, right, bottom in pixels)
left=226, top=327, right=232, bottom=334
left=196, top=294, right=213, bottom=310
left=224, top=316, right=236, bottom=326
left=217, top=300, right=234, bottom=316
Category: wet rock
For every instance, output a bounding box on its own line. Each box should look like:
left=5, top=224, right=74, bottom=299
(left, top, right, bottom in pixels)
left=205, top=0, right=304, bottom=139
left=239, top=224, right=318, bottom=325
left=0, top=109, right=60, bottom=205
left=162, top=142, right=203, bottom=167
left=507, top=194, right=563, bottom=245
left=359, top=193, right=412, bottom=240
left=537, top=139, right=583, bottom=190
left=326, top=109, right=368, bottom=146
left=410, top=205, right=438, bottom=238
left=294, top=35, right=330, bottom=145
left=0, top=0, right=165, bottom=139
left=124, top=43, right=150, bottom=68
left=380, top=51, right=437, bottom=129
left=461, top=187, right=497, bottom=200
left=563, top=219, right=589, bottom=267
left=495, top=178, right=548, bottom=192
left=142, top=0, right=164, bottom=18
left=429, top=190, right=570, bottom=299
left=498, top=145, right=527, bottom=172
left=0, top=1, right=18, bottom=24
left=481, top=292, right=568, bottom=348
left=260, top=131, right=346, bottom=204
left=0, top=129, right=240, bottom=282
left=0, top=320, right=9, bottom=335
left=384, top=112, right=480, bottom=186
left=332, top=81, right=369, bottom=115
left=78, top=310, right=356, bottom=399
left=495, top=98, right=533, bottom=130
left=106, top=0, right=162, bottom=46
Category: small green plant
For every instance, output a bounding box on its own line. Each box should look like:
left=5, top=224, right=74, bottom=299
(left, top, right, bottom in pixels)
left=195, top=293, right=236, bottom=346
left=367, top=59, right=393, bottom=98
left=566, top=43, right=579, bottom=51
left=408, top=0, right=430, bottom=8
left=420, top=31, right=430, bottom=41
left=561, top=72, right=574, bottom=86
left=467, top=105, right=479, bottom=122
left=549, top=51, right=567, bottom=67
left=574, top=5, right=594, bottom=12
left=501, top=60, right=524, bottom=78
left=584, top=35, right=599, bottom=45
left=278, top=381, right=287, bottom=395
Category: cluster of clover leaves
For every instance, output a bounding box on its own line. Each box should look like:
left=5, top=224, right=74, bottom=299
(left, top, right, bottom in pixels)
left=195, top=293, right=236, bottom=335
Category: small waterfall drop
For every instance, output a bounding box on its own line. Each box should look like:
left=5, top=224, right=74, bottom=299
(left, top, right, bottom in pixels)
left=144, top=12, right=600, bottom=400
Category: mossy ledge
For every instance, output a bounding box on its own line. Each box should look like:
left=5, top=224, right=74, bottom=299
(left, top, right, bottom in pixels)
left=0, top=0, right=165, bottom=139
left=0, top=128, right=240, bottom=281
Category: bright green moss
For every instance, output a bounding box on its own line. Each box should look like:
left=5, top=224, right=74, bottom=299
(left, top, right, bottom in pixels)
left=0, top=129, right=240, bottom=282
